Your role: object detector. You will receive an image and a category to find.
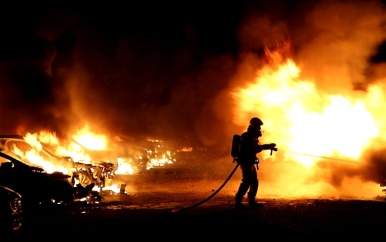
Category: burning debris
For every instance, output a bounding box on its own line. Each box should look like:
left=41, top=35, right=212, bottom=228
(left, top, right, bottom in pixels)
left=0, top=131, right=178, bottom=204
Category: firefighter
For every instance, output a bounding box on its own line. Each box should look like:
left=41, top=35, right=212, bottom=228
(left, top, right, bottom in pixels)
left=235, top=117, right=277, bottom=210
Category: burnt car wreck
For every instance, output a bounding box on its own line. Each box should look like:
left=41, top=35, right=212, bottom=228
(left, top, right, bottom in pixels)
left=0, top=149, right=74, bottom=211
left=0, top=135, right=117, bottom=204
left=72, top=160, right=116, bottom=203
left=0, top=134, right=179, bottom=207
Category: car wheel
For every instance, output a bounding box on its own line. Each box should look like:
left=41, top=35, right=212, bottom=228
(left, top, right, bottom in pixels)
left=0, top=191, right=23, bottom=234
left=9, top=194, right=23, bottom=231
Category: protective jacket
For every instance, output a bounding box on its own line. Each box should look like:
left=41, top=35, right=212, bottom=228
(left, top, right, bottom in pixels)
left=238, top=129, right=274, bottom=165
left=238, top=131, right=261, bottom=165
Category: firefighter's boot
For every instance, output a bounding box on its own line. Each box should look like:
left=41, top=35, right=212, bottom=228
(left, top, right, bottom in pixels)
left=249, top=198, right=264, bottom=209
left=235, top=197, right=247, bottom=210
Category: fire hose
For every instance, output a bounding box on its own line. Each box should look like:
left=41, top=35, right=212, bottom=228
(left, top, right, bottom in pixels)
left=172, top=147, right=277, bottom=213
left=171, top=162, right=240, bottom=213
left=172, top=146, right=362, bottom=213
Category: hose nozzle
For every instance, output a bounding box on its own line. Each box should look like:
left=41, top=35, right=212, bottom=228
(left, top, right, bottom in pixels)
left=270, top=148, right=278, bottom=156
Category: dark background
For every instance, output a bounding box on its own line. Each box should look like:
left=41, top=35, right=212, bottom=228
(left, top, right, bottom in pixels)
left=1, top=0, right=386, bottom=150
left=1, top=3, right=386, bottom=239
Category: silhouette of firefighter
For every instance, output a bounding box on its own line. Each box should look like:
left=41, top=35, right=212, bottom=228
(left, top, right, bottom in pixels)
left=234, top=117, right=277, bottom=209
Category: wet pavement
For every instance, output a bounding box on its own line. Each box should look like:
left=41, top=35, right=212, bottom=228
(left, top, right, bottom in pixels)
left=6, top=189, right=386, bottom=241
left=4, top=166, right=386, bottom=241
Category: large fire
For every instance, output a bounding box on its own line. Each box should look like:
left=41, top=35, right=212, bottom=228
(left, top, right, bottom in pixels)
left=7, top=42, right=386, bottom=200
left=7, top=126, right=177, bottom=195
left=8, top=44, right=386, bottom=200
left=231, top=45, right=386, bottom=199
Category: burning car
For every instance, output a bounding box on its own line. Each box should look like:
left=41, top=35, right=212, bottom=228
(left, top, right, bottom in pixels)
left=0, top=184, right=23, bottom=234
left=0, top=149, right=74, bottom=210
left=113, top=138, right=177, bottom=174
left=0, top=135, right=111, bottom=202
left=0, top=135, right=75, bottom=179
left=47, top=140, right=117, bottom=198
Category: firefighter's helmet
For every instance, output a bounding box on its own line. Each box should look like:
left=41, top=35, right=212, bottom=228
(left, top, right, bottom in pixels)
left=249, top=117, right=263, bottom=126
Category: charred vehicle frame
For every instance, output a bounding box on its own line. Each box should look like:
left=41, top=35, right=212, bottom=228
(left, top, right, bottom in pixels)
left=0, top=148, right=74, bottom=210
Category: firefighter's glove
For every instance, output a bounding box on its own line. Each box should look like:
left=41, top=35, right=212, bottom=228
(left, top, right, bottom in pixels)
left=269, top=143, right=277, bottom=156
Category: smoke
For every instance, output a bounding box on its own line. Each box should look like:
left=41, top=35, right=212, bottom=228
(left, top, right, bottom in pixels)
left=0, top=2, right=244, bottom=147
left=1, top=1, right=386, bottom=199
left=293, top=0, right=386, bottom=92
left=218, top=0, right=386, bottom=198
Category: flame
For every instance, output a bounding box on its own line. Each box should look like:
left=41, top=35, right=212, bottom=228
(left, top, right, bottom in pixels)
left=234, top=57, right=379, bottom=166
left=115, top=158, right=135, bottom=175
left=231, top=45, right=386, bottom=199
left=73, top=125, right=107, bottom=150
left=7, top=125, right=177, bottom=196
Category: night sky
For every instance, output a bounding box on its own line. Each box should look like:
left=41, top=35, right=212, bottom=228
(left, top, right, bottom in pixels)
left=1, top=0, right=386, bottom=150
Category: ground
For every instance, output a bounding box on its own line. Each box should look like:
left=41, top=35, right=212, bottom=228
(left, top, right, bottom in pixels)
left=6, top=160, right=386, bottom=241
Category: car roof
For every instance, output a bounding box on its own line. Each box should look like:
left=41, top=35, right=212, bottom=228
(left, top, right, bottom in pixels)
left=0, top=147, right=38, bottom=167
left=0, top=135, right=26, bottom=148
left=0, top=148, right=23, bottom=159
left=0, top=184, right=22, bottom=197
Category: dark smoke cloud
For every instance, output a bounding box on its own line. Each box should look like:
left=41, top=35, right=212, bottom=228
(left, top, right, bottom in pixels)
left=0, top=1, right=244, bottom=146
left=0, top=0, right=385, bottom=153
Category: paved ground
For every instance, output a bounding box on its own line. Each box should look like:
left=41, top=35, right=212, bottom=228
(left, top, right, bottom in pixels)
left=5, top=162, right=386, bottom=241
left=7, top=183, right=386, bottom=241
left=11, top=195, right=386, bottom=241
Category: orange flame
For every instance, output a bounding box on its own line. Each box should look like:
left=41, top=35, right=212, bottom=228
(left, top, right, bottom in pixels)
left=73, top=125, right=107, bottom=150
left=231, top=47, right=386, bottom=199
left=13, top=125, right=177, bottom=194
